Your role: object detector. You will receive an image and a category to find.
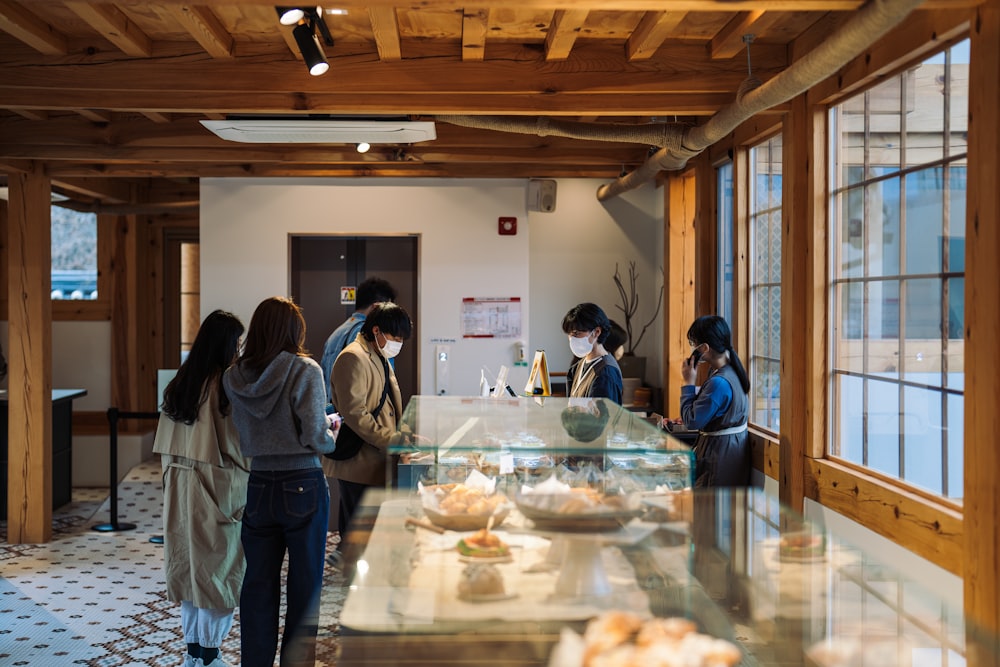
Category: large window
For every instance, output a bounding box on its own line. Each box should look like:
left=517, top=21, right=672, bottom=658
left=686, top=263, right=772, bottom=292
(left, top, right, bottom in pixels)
left=749, top=135, right=783, bottom=431
left=829, top=41, right=968, bottom=500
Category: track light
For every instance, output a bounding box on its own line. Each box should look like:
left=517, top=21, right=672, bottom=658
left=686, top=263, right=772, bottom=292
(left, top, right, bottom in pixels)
left=292, top=20, right=329, bottom=76
left=356, top=142, right=371, bottom=153
left=280, top=6, right=335, bottom=76
left=276, top=7, right=305, bottom=25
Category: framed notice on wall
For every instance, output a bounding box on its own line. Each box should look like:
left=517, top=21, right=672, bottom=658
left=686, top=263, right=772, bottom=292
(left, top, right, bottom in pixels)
left=461, top=297, right=521, bottom=338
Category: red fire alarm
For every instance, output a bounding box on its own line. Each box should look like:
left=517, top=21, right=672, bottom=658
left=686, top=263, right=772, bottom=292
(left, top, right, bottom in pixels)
left=498, top=217, right=517, bottom=235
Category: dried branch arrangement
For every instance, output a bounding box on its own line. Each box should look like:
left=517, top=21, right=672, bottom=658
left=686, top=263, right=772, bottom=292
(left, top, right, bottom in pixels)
left=613, top=261, right=664, bottom=356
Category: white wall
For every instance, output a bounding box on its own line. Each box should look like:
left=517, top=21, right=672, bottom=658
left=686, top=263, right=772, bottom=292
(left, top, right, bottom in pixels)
left=200, top=177, right=663, bottom=396
left=1, top=321, right=110, bottom=409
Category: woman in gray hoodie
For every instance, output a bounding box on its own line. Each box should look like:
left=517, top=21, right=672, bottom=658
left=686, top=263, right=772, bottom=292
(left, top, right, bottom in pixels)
left=223, top=296, right=337, bottom=667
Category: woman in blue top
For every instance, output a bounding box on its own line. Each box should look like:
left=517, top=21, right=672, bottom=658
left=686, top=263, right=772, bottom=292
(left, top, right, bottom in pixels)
left=561, top=303, right=623, bottom=405
left=679, top=315, right=750, bottom=487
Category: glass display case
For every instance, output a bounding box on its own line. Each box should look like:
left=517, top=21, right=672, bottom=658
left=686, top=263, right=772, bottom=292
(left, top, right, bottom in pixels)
left=327, top=487, right=980, bottom=667
left=320, top=396, right=984, bottom=667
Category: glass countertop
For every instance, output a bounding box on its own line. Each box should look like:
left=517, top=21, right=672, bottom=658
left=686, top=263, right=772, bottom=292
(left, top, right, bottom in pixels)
left=326, top=486, right=982, bottom=667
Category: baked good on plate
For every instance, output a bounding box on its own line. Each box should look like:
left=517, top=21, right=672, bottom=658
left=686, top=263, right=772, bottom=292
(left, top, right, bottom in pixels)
left=456, top=528, right=510, bottom=559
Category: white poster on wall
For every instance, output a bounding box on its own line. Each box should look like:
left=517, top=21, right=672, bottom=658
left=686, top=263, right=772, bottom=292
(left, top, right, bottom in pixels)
left=461, top=297, right=521, bottom=338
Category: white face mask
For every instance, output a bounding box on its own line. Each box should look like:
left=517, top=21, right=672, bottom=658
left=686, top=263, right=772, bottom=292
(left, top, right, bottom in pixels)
left=377, top=332, right=403, bottom=359
left=569, top=333, right=594, bottom=358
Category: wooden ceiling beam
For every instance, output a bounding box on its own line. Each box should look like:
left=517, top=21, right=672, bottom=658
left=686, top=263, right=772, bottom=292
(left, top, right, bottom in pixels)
left=167, top=5, right=234, bottom=58
left=626, top=11, right=688, bottom=61
left=12, top=108, right=47, bottom=120
left=709, top=10, right=783, bottom=59
left=64, top=2, right=153, bottom=57
left=0, top=0, right=68, bottom=54
left=45, top=163, right=634, bottom=180
left=76, top=109, right=113, bottom=123
left=368, top=6, right=402, bottom=61
left=140, top=111, right=172, bottom=123
left=544, top=9, right=590, bottom=61
left=462, top=8, right=489, bottom=62
left=0, top=90, right=751, bottom=116
left=0, top=142, right=655, bottom=164
left=50, top=176, right=130, bottom=203
left=0, top=41, right=789, bottom=95
left=4, top=0, right=977, bottom=11
left=0, top=157, right=32, bottom=173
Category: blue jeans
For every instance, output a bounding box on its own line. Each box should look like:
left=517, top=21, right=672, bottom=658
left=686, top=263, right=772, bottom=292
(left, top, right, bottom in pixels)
left=240, top=468, right=329, bottom=667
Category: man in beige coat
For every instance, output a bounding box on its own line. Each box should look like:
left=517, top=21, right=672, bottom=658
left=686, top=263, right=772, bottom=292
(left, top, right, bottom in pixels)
left=326, top=303, right=414, bottom=559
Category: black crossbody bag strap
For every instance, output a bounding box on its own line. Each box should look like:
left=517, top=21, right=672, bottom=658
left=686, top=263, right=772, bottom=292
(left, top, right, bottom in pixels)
left=371, top=353, right=391, bottom=419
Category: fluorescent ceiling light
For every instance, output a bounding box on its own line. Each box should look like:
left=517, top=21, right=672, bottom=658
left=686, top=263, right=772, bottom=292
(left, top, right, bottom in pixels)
left=200, top=119, right=437, bottom=144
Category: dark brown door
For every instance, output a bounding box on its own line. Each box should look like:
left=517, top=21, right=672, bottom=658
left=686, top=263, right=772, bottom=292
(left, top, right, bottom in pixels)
left=290, top=235, right=419, bottom=406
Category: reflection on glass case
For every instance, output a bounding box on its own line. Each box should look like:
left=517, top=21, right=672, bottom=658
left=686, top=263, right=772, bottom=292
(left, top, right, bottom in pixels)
left=391, top=396, right=695, bottom=497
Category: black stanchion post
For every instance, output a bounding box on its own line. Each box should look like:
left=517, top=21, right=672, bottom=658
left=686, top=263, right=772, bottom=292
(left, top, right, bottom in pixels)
left=93, top=406, right=137, bottom=533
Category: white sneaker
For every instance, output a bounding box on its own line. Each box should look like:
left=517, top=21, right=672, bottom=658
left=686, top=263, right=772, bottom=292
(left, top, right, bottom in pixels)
left=200, top=658, right=232, bottom=667
left=181, top=656, right=197, bottom=667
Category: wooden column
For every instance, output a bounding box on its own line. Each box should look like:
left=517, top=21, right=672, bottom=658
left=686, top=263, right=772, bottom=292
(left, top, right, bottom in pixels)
left=6, top=167, right=53, bottom=544
left=110, top=211, right=157, bottom=433
left=779, top=96, right=827, bottom=512
left=964, top=0, right=1000, bottom=662
left=664, top=169, right=697, bottom=418
left=693, top=154, right=718, bottom=318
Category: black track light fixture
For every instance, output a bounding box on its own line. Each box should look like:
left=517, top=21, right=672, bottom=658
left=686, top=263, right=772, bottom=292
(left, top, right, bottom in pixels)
left=278, top=6, right=335, bottom=76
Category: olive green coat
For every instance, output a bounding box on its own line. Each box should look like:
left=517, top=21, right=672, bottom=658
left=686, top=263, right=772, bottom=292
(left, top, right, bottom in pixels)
left=152, top=377, right=250, bottom=609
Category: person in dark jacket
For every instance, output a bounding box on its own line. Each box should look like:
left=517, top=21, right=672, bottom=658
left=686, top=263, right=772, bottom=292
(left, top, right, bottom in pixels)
left=223, top=296, right=338, bottom=667
left=561, top=302, right=624, bottom=404
left=679, top=315, right=751, bottom=487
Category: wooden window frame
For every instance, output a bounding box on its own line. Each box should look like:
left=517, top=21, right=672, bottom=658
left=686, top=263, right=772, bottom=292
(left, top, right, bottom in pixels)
left=727, top=12, right=971, bottom=575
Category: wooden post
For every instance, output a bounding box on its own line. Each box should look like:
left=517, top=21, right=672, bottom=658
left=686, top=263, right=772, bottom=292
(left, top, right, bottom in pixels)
left=664, top=169, right=696, bottom=418
left=964, top=0, right=1000, bottom=662
left=6, top=166, right=53, bottom=544
left=779, top=94, right=827, bottom=512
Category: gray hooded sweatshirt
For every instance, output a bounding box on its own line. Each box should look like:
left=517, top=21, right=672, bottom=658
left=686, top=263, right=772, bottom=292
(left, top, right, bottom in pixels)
left=223, top=350, right=336, bottom=472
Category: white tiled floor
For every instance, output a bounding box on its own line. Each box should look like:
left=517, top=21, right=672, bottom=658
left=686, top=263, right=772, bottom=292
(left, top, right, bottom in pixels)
left=0, top=460, right=345, bottom=666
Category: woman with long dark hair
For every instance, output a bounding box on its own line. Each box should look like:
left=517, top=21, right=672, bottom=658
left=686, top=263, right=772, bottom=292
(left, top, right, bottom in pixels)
left=223, top=296, right=337, bottom=667
left=679, top=315, right=751, bottom=487
left=153, top=309, right=248, bottom=667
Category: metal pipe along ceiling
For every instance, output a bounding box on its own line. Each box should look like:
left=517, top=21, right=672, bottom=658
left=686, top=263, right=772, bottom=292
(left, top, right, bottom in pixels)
left=438, top=0, right=925, bottom=201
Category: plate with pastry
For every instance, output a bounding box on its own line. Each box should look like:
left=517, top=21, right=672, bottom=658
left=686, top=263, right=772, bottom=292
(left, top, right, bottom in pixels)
left=515, top=487, right=643, bottom=532
left=419, top=477, right=513, bottom=531
left=456, top=528, right=512, bottom=561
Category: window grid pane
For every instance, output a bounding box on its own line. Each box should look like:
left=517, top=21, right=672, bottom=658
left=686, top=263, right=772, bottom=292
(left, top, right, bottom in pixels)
left=749, top=134, right=783, bottom=431
left=829, top=40, right=967, bottom=499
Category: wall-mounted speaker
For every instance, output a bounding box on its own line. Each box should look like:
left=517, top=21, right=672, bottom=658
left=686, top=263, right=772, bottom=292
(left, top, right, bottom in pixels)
left=527, top=179, right=557, bottom=213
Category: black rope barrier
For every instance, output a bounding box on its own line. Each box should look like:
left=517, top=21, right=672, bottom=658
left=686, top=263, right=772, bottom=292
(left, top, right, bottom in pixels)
left=92, top=407, right=160, bottom=533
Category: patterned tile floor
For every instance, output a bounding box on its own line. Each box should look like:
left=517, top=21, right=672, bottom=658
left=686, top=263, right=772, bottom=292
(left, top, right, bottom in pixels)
left=0, top=460, right=346, bottom=667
